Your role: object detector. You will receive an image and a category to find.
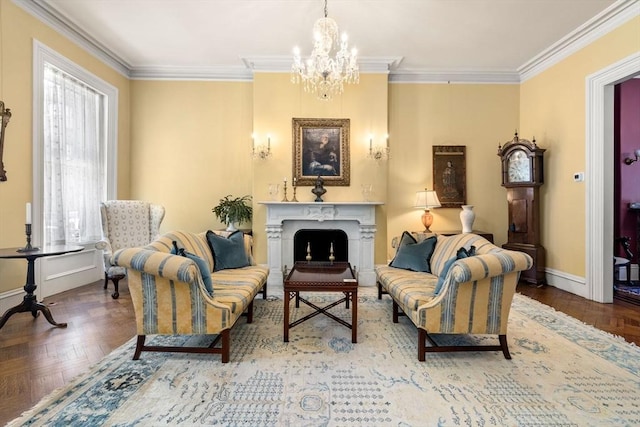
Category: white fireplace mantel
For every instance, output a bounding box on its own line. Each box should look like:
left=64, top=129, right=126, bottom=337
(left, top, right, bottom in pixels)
left=259, top=201, right=383, bottom=287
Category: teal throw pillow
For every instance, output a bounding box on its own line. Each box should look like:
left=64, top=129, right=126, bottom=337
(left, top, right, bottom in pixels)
left=170, top=241, right=213, bottom=295
left=206, top=230, right=250, bottom=272
left=389, top=231, right=437, bottom=273
left=435, top=245, right=476, bottom=295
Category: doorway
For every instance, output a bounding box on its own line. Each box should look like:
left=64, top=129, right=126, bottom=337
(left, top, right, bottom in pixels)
left=586, top=52, right=640, bottom=303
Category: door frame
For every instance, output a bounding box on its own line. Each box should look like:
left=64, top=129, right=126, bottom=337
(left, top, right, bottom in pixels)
left=586, top=52, right=640, bottom=303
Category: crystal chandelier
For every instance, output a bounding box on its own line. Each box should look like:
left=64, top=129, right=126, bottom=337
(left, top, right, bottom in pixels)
left=291, top=0, right=359, bottom=100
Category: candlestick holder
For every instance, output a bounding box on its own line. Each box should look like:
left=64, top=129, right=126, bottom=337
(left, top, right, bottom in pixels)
left=281, top=181, right=289, bottom=202
left=17, top=224, right=39, bottom=252
left=291, top=184, right=298, bottom=202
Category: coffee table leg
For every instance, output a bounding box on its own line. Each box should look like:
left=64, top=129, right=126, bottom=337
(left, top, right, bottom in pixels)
left=284, top=290, right=290, bottom=342
left=352, top=291, right=358, bottom=343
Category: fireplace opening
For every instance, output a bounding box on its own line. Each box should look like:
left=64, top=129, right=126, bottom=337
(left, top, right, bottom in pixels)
left=294, top=229, right=348, bottom=263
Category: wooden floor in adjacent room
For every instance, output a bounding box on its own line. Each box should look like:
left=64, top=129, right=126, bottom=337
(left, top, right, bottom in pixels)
left=1, top=280, right=639, bottom=425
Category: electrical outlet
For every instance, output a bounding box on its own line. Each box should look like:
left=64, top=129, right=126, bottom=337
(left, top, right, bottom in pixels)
left=573, top=172, right=584, bottom=182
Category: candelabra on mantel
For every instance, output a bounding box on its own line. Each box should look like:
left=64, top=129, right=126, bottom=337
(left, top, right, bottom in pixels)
left=291, top=177, right=298, bottom=202
left=281, top=178, right=289, bottom=202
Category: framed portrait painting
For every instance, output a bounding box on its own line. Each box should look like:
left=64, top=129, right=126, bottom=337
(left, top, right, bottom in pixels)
left=292, top=118, right=350, bottom=186
left=433, top=145, right=466, bottom=208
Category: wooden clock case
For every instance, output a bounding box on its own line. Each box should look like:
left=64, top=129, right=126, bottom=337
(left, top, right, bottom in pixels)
left=497, top=133, right=546, bottom=286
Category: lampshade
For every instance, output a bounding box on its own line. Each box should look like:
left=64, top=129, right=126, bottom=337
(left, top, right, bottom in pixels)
left=414, top=190, right=441, bottom=209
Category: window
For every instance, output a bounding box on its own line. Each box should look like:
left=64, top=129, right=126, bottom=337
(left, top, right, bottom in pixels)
left=33, top=41, right=117, bottom=246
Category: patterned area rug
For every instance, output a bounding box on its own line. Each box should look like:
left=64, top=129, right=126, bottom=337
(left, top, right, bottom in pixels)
left=9, top=287, right=640, bottom=426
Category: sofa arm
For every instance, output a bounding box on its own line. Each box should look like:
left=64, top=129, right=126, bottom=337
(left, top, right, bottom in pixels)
left=112, top=248, right=199, bottom=283
left=448, top=250, right=533, bottom=285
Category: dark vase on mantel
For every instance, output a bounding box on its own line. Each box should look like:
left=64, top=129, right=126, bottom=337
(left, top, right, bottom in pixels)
left=311, top=175, right=326, bottom=202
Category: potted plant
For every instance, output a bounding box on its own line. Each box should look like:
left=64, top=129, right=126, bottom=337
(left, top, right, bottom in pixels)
left=212, top=195, right=253, bottom=231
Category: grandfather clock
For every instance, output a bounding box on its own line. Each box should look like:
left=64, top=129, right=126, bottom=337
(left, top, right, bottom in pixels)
left=497, top=132, right=546, bottom=285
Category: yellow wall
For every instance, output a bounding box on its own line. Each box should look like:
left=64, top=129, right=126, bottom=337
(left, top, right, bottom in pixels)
left=520, top=16, right=640, bottom=277
left=387, top=83, right=520, bottom=259
left=0, top=0, right=130, bottom=293
left=130, top=80, right=253, bottom=232
left=251, top=73, right=389, bottom=264
left=1, top=0, right=637, bottom=295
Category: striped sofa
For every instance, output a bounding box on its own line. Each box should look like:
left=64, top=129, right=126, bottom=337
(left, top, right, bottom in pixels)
left=112, top=230, right=268, bottom=363
left=376, top=233, right=533, bottom=361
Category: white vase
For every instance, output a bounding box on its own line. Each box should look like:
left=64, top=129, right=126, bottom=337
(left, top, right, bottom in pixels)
left=460, top=205, right=475, bottom=233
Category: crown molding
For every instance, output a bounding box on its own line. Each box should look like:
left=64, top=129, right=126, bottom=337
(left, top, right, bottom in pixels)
left=12, top=0, right=131, bottom=77
left=129, top=66, right=253, bottom=81
left=240, top=56, right=404, bottom=74
left=389, top=69, right=520, bottom=84
left=519, top=0, right=639, bottom=82
left=14, top=0, right=638, bottom=83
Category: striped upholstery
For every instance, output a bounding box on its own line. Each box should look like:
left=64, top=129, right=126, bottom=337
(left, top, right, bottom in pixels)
left=376, top=233, right=533, bottom=356
left=112, top=230, right=268, bottom=338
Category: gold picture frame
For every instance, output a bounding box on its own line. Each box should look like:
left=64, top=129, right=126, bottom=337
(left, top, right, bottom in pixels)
left=433, top=145, right=466, bottom=208
left=292, top=118, right=350, bottom=186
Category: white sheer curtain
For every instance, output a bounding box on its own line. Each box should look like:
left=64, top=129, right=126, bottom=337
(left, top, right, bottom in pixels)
left=43, top=63, right=105, bottom=245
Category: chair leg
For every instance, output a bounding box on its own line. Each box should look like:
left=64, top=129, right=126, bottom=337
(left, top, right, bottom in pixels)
left=133, top=335, right=145, bottom=360
left=499, top=334, right=511, bottom=360
left=110, top=277, right=120, bottom=299
left=103, top=272, right=109, bottom=289
left=392, top=300, right=399, bottom=323
left=418, top=329, right=426, bottom=361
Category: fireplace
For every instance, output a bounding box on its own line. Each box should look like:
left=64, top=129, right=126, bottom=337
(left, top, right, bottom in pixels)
left=260, top=201, right=382, bottom=287
left=294, top=229, right=348, bottom=262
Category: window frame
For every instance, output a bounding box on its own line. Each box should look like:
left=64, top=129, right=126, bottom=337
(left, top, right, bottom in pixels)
left=32, top=40, right=118, bottom=246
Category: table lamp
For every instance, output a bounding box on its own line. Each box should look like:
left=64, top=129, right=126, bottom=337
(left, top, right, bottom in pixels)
left=414, top=189, right=441, bottom=232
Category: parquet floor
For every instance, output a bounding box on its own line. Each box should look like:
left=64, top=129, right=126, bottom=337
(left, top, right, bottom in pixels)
left=1, top=280, right=639, bottom=425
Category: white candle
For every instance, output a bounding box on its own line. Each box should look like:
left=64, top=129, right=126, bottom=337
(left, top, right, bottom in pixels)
left=26, top=203, right=32, bottom=225
left=284, top=177, right=287, bottom=183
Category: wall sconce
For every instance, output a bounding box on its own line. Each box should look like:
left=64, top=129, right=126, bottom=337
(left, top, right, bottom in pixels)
left=624, top=149, right=640, bottom=165
left=0, top=101, right=11, bottom=182
left=414, top=189, right=441, bottom=232
left=368, top=134, right=389, bottom=161
left=252, top=133, right=271, bottom=160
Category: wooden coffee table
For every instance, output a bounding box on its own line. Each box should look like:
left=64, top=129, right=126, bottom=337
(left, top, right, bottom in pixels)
left=283, top=261, right=358, bottom=343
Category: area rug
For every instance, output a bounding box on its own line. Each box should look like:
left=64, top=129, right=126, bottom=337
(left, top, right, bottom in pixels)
left=9, top=288, right=640, bottom=427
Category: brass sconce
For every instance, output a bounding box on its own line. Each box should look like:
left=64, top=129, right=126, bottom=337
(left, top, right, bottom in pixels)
left=0, top=101, right=11, bottom=181
left=624, top=149, right=640, bottom=165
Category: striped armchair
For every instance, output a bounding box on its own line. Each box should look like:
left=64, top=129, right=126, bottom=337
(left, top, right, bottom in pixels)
left=376, top=233, right=533, bottom=361
left=112, top=230, right=268, bottom=363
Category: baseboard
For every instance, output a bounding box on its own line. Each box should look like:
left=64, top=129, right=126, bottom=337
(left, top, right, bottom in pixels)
left=541, top=268, right=588, bottom=299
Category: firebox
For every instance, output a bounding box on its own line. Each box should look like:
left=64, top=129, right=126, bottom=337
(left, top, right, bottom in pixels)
left=294, top=229, right=348, bottom=263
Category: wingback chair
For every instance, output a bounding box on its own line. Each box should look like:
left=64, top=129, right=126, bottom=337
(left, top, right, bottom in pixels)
left=96, top=200, right=165, bottom=299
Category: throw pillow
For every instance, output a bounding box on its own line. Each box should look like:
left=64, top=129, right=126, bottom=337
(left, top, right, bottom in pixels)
left=170, top=241, right=213, bottom=295
left=435, top=245, right=476, bottom=295
left=206, top=230, right=251, bottom=272
left=389, top=231, right=437, bottom=273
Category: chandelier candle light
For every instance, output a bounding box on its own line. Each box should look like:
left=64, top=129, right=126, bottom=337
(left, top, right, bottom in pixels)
left=291, top=0, right=359, bottom=100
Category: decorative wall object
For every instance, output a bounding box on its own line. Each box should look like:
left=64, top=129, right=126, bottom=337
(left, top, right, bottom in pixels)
left=433, top=145, right=466, bottom=208
left=0, top=101, right=12, bottom=182
left=293, top=118, right=350, bottom=186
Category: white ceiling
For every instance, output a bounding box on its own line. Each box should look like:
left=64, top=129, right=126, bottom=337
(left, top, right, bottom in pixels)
left=19, top=0, right=633, bottom=82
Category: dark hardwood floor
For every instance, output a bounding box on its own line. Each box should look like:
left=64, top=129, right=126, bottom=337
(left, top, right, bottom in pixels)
left=1, top=280, right=639, bottom=425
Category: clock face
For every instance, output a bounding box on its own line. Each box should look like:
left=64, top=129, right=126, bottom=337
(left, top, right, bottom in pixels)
left=507, top=150, right=531, bottom=183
